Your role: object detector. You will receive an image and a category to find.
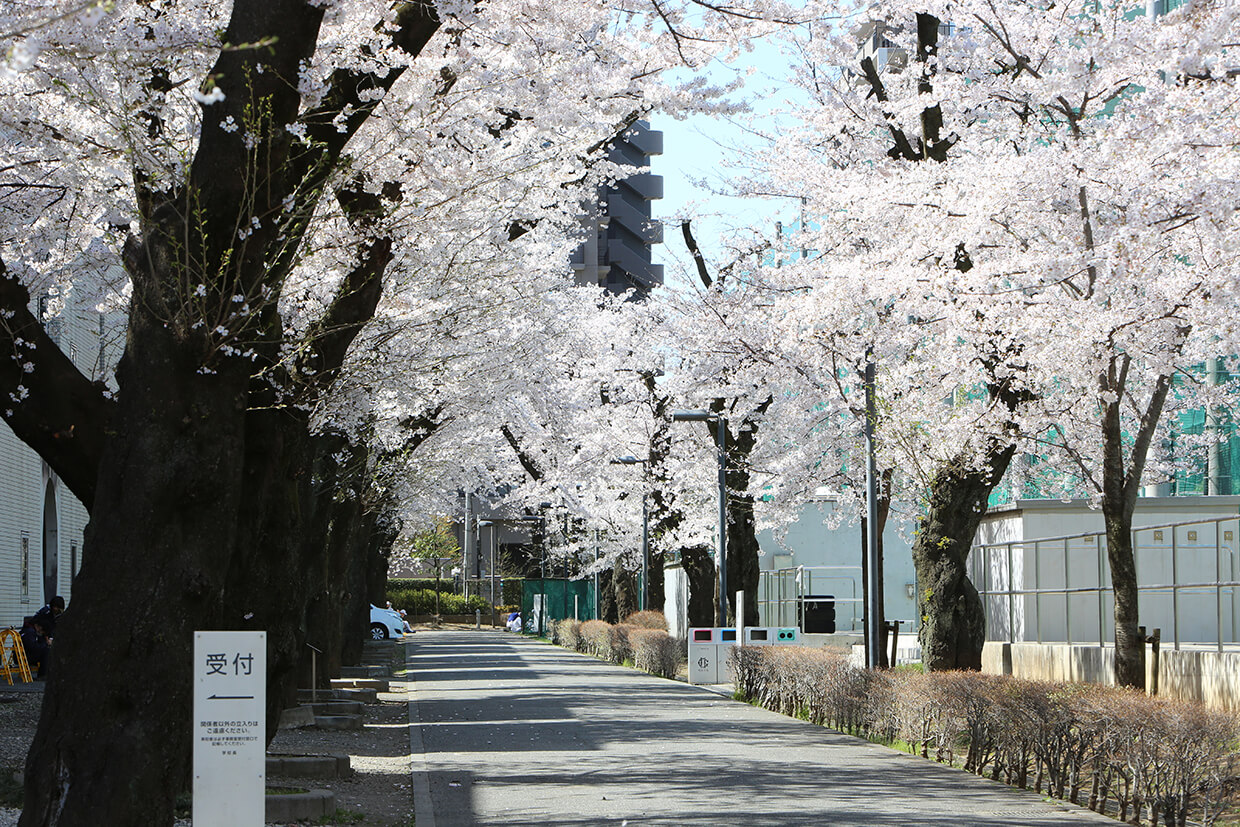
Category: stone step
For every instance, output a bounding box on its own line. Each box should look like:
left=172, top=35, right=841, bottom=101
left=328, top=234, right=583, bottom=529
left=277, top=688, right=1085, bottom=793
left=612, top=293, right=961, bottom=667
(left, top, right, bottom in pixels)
left=310, top=700, right=362, bottom=716
left=340, top=665, right=387, bottom=679
left=267, top=753, right=351, bottom=779
left=314, top=714, right=363, bottom=731
left=277, top=705, right=316, bottom=729
left=330, top=677, right=389, bottom=692
left=265, top=788, right=335, bottom=822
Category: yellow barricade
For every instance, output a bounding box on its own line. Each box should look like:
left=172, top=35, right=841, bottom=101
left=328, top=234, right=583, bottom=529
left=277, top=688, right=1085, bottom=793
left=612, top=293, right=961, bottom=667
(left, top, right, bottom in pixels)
left=0, top=629, right=33, bottom=684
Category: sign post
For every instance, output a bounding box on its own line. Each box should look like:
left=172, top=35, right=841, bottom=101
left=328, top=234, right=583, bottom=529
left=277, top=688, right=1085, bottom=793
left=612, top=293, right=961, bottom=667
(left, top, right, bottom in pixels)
left=193, top=631, right=266, bottom=826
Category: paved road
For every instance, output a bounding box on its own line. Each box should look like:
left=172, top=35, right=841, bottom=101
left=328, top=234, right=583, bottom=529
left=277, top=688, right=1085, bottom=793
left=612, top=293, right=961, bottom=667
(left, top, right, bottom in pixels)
left=406, top=630, right=1113, bottom=827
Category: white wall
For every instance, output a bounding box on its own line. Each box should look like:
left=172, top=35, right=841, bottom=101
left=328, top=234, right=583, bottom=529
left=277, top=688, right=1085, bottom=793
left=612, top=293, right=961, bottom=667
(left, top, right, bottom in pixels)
left=756, top=500, right=918, bottom=632
left=0, top=277, right=120, bottom=627
left=975, top=497, right=1240, bottom=646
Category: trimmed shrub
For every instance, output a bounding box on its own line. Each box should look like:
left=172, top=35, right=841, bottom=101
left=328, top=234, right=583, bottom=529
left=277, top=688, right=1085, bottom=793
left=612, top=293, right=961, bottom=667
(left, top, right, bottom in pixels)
left=608, top=624, right=635, bottom=664
left=631, top=629, right=680, bottom=678
left=554, top=619, right=582, bottom=650
left=387, top=588, right=489, bottom=615
left=578, top=620, right=612, bottom=658
left=388, top=578, right=455, bottom=594
left=622, top=610, right=668, bottom=631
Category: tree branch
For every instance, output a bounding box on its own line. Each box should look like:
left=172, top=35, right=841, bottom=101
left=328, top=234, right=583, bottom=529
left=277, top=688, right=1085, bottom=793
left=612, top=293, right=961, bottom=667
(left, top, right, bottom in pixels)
left=0, top=255, right=114, bottom=508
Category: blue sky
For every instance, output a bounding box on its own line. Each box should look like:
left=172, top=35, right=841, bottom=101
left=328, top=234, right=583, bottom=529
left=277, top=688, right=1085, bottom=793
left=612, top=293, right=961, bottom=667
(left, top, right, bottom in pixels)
left=650, top=35, right=808, bottom=285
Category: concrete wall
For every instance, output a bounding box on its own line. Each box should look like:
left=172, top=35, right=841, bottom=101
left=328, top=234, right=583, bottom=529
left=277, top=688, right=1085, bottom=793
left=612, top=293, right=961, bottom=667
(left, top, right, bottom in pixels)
left=982, top=641, right=1240, bottom=711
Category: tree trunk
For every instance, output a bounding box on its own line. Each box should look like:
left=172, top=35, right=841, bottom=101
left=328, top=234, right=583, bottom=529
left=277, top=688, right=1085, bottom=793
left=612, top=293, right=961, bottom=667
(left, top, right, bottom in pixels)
left=614, top=565, right=640, bottom=621
left=914, top=441, right=1017, bottom=671
left=680, top=545, right=717, bottom=628
left=646, top=548, right=665, bottom=615
left=22, top=319, right=258, bottom=826
left=726, top=491, right=761, bottom=626
left=598, top=569, right=618, bottom=624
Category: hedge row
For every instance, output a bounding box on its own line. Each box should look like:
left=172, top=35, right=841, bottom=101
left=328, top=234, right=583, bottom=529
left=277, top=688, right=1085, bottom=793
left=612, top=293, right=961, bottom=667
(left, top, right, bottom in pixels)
left=387, top=587, right=490, bottom=615
left=551, top=613, right=681, bottom=679
left=388, top=578, right=456, bottom=594
left=733, top=646, right=1240, bottom=827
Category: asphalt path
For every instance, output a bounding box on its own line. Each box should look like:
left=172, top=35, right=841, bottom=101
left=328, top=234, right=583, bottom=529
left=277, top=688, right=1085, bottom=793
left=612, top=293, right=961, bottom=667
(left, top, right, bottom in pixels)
left=406, top=630, right=1114, bottom=827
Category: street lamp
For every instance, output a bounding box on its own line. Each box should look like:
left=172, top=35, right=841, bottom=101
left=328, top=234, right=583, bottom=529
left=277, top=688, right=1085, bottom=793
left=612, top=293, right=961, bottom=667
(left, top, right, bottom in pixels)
left=612, top=455, right=651, bottom=612
left=477, top=520, right=495, bottom=628
left=671, top=409, right=728, bottom=627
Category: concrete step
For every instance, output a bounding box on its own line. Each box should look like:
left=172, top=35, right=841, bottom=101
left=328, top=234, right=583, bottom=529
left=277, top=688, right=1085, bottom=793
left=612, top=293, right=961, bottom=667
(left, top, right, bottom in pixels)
left=267, top=753, right=351, bottom=779
left=277, top=705, right=316, bottom=729
left=340, top=665, right=387, bottom=679
left=310, top=700, right=363, bottom=716
left=330, top=677, right=389, bottom=692
left=313, top=714, right=363, bottom=731
left=265, top=788, right=335, bottom=822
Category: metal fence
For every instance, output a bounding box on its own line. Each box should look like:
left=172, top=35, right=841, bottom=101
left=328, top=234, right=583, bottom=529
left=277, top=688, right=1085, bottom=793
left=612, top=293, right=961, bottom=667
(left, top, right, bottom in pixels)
left=757, top=565, right=863, bottom=632
left=969, top=515, right=1240, bottom=652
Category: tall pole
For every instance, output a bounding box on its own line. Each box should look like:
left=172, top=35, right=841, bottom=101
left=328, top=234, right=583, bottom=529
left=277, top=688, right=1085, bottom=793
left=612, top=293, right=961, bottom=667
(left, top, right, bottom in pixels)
left=717, top=416, right=728, bottom=627
left=640, top=493, right=649, bottom=612
left=463, top=493, right=471, bottom=599
left=489, top=523, right=497, bottom=629
left=864, top=353, right=882, bottom=669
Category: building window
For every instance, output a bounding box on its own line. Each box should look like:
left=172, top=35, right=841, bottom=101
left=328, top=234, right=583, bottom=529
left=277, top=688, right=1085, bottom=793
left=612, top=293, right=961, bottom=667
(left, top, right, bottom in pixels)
left=20, top=535, right=29, bottom=598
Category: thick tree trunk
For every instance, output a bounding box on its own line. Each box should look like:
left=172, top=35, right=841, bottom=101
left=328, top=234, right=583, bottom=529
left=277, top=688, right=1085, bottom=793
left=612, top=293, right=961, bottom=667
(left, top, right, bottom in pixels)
left=22, top=320, right=256, bottom=826
left=726, top=491, right=761, bottom=626
left=646, top=549, right=665, bottom=615
left=680, top=545, right=717, bottom=628
left=914, top=442, right=1017, bottom=671
left=614, top=565, right=640, bottom=621
left=598, top=569, right=618, bottom=624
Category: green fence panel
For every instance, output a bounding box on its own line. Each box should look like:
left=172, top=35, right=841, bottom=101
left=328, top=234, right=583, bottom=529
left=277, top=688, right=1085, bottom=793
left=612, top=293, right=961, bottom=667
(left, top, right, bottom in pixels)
left=520, top=579, right=596, bottom=635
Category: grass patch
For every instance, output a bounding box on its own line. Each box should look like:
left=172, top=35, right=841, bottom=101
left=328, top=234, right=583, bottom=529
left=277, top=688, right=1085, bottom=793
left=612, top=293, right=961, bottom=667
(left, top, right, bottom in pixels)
left=317, top=808, right=367, bottom=824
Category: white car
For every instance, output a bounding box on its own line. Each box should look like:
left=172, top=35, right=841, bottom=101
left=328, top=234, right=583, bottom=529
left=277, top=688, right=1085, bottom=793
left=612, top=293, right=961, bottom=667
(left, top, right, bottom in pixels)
left=369, top=604, right=405, bottom=640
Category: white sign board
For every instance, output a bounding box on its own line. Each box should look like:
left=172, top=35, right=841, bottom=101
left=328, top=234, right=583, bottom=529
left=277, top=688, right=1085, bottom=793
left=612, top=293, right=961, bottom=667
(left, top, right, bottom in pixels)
left=193, top=631, right=266, bottom=827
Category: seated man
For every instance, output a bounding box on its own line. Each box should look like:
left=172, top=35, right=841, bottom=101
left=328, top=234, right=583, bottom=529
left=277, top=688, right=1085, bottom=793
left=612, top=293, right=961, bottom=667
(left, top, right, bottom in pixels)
left=33, top=595, right=64, bottom=639
left=20, top=617, right=49, bottom=678
left=506, top=612, right=522, bottom=633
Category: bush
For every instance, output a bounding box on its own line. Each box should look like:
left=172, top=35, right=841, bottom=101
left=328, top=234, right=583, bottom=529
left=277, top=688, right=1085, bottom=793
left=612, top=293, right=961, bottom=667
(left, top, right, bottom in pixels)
left=553, top=619, right=581, bottom=650
left=608, top=624, right=634, bottom=664
left=387, top=588, right=489, bottom=615
left=731, top=649, right=1240, bottom=827
left=622, top=610, right=668, bottom=631
left=578, top=620, right=611, bottom=658
left=387, top=578, right=455, bottom=594
left=631, top=629, right=680, bottom=678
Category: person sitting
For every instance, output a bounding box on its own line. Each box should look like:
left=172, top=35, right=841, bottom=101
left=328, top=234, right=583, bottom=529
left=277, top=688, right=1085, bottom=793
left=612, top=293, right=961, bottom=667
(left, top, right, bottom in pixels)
left=20, top=617, right=49, bottom=679
left=506, top=611, right=522, bottom=633
left=33, top=595, right=64, bottom=639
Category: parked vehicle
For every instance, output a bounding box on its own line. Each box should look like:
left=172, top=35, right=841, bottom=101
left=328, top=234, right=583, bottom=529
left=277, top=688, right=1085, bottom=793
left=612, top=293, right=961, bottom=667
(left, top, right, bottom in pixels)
left=370, top=604, right=405, bottom=640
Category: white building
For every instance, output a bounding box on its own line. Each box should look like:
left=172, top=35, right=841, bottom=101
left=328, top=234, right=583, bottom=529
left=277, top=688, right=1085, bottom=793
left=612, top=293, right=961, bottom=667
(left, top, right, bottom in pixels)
left=0, top=277, right=123, bottom=626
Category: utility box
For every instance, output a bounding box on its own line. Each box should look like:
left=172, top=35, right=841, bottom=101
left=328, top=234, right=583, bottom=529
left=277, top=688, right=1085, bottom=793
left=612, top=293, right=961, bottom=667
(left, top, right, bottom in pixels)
left=799, top=595, right=836, bottom=634
left=775, top=627, right=801, bottom=644
left=688, top=628, right=718, bottom=684
left=743, top=627, right=774, bottom=646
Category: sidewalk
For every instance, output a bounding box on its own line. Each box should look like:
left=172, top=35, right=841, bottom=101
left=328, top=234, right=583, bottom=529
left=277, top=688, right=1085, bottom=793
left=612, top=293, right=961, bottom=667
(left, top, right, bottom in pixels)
left=406, top=630, right=1114, bottom=827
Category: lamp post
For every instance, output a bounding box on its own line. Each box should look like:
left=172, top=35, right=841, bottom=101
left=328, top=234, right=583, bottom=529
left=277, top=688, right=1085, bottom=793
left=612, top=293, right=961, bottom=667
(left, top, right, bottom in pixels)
left=612, top=455, right=651, bottom=612
left=671, top=410, right=728, bottom=627
left=478, top=520, right=495, bottom=628
left=863, top=351, right=883, bottom=670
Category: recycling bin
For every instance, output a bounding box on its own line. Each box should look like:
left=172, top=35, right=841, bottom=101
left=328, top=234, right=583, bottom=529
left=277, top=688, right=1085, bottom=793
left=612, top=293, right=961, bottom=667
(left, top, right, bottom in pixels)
left=716, top=627, right=738, bottom=683
left=775, top=627, right=801, bottom=645
left=743, top=627, right=774, bottom=646
left=688, top=627, right=718, bottom=684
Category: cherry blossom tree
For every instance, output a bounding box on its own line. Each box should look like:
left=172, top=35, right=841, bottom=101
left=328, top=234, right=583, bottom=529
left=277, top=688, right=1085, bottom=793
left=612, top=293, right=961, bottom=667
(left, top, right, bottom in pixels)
left=0, top=0, right=789, bottom=821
